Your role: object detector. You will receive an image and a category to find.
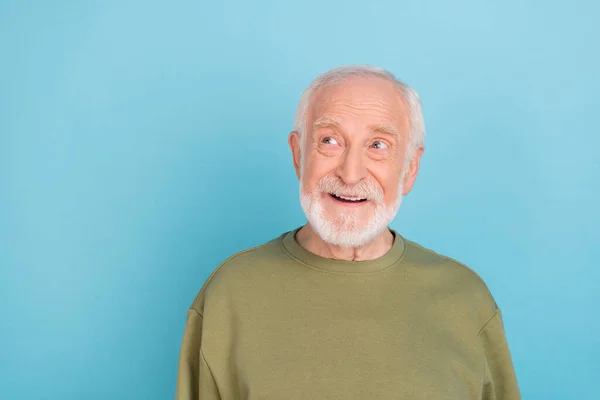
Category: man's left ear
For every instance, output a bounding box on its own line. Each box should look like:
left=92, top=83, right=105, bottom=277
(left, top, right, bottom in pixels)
left=401, top=146, right=424, bottom=195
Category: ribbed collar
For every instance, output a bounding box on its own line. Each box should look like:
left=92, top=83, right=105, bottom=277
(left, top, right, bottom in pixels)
left=281, top=226, right=406, bottom=274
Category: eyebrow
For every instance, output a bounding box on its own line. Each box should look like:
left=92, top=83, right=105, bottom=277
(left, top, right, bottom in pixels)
left=370, top=123, right=399, bottom=137
left=312, top=118, right=343, bottom=130
left=312, top=118, right=400, bottom=137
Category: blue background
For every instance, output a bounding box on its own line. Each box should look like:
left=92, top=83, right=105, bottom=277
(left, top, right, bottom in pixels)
left=1, top=1, right=598, bottom=399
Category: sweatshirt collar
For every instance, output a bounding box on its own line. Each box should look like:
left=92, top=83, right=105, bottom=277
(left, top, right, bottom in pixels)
left=281, top=226, right=406, bottom=274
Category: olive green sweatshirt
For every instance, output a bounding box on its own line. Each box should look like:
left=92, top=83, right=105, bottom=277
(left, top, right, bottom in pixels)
left=175, top=228, right=520, bottom=399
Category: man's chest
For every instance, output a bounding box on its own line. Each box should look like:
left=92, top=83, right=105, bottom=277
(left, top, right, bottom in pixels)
left=222, top=304, right=484, bottom=400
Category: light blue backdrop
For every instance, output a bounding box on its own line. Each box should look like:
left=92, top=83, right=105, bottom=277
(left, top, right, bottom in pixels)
left=1, top=1, right=598, bottom=399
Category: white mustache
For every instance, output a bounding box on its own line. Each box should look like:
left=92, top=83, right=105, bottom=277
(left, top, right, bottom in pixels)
left=317, top=175, right=384, bottom=203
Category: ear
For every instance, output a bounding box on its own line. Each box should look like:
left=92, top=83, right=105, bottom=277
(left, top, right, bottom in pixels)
left=401, top=146, right=424, bottom=195
left=288, top=131, right=302, bottom=180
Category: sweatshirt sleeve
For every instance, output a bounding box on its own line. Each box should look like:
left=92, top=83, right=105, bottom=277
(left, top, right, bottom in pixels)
left=175, top=309, right=221, bottom=400
left=479, top=309, right=521, bottom=400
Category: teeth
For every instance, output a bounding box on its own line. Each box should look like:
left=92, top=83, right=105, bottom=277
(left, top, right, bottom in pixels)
left=338, top=195, right=365, bottom=201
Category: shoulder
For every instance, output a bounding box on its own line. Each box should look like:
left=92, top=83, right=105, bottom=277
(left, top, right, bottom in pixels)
left=403, top=238, right=492, bottom=289
left=401, top=236, right=499, bottom=316
left=189, top=231, right=288, bottom=313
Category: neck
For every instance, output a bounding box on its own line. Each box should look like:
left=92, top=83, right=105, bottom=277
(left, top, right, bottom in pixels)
left=295, top=223, right=394, bottom=261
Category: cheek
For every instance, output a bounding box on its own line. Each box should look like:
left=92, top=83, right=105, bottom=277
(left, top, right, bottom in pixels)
left=374, top=169, right=402, bottom=204
left=301, top=155, right=336, bottom=192
left=383, top=185, right=400, bottom=204
left=300, top=167, right=323, bottom=194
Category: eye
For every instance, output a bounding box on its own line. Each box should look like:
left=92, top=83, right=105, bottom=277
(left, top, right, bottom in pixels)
left=371, top=140, right=388, bottom=149
left=322, top=137, right=339, bottom=145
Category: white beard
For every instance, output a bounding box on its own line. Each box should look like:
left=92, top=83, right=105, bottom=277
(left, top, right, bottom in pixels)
left=300, top=182, right=403, bottom=248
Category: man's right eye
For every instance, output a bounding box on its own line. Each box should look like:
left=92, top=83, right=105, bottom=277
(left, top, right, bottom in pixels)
left=322, top=137, right=339, bottom=145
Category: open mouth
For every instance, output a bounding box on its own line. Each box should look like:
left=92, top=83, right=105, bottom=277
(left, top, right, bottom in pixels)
left=329, top=193, right=368, bottom=203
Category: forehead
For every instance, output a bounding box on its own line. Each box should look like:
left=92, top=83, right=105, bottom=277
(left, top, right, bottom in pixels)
left=308, top=76, right=409, bottom=131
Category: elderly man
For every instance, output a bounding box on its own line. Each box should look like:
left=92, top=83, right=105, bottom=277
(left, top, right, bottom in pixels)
left=175, top=65, right=521, bottom=399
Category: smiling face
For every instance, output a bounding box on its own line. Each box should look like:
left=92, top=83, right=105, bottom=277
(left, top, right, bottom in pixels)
left=289, top=76, right=421, bottom=248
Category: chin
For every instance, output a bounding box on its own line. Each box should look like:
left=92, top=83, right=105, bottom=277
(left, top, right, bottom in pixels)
left=300, top=192, right=402, bottom=248
left=318, top=223, right=387, bottom=248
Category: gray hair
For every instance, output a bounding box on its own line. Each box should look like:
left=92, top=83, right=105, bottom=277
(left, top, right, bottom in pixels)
left=293, top=65, right=425, bottom=169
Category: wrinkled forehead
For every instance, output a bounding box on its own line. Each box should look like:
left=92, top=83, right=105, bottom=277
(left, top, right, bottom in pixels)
left=307, top=76, right=409, bottom=132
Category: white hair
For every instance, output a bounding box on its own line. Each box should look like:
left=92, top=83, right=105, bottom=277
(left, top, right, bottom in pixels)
left=293, top=65, right=425, bottom=171
left=300, top=178, right=404, bottom=248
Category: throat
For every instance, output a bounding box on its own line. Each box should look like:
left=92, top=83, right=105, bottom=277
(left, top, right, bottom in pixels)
left=296, top=225, right=395, bottom=261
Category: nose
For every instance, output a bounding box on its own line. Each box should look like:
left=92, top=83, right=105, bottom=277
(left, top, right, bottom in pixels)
left=337, top=145, right=367, bottom=186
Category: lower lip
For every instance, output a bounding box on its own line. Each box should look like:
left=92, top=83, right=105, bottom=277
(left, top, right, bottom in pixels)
left=327, top=194, right=369, bottom=207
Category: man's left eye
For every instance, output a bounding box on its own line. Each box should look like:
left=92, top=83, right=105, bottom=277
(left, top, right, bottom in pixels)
left=371, top=141, right=388, bottom=149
